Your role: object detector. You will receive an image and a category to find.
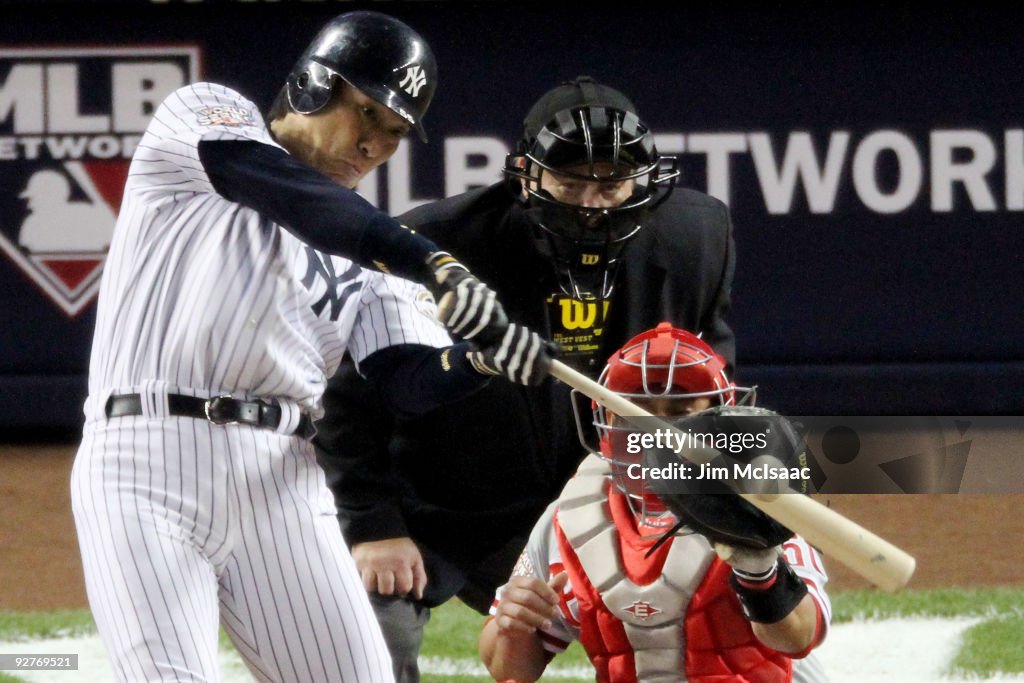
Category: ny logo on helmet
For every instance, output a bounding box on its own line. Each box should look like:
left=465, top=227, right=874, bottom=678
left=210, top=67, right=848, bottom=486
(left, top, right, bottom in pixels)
left=399, top=65, right=427, bottom=97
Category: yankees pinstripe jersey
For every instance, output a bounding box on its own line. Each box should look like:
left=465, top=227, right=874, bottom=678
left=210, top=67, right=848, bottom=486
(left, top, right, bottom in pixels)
left=84, top=82, right=447, bottom=422
left=72, top=80, right=455, bottom=682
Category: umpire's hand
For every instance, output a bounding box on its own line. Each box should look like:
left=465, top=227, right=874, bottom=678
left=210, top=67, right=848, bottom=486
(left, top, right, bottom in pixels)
left=351, top=537, right=427, bottom=600
left=468, top=324, right=558, bottom=386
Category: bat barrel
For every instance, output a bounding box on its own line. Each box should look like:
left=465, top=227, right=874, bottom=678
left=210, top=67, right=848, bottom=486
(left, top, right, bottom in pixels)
left=548, top=359, right=917, bottom=591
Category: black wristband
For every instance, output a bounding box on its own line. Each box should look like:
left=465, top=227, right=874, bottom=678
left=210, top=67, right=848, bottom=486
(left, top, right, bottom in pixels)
left=729, top=558, right=808, bottom=624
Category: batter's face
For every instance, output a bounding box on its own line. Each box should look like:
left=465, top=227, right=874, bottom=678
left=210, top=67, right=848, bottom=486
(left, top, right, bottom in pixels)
left=276, top=83, right=410, bottom=189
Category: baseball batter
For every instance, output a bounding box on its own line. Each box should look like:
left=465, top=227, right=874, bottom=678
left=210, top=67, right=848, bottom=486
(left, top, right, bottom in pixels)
left=70, top=12, right=553, bottom=683
left=480, top=325, right=830, bottom=682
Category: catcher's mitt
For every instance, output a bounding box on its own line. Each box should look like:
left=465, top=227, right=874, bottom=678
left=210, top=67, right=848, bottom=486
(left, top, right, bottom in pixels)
left=642, top=405, right=808, bottom=550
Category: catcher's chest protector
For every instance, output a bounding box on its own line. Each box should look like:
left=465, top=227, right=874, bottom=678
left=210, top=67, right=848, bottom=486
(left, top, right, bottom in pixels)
left=553, top=456, right=792, bottom=683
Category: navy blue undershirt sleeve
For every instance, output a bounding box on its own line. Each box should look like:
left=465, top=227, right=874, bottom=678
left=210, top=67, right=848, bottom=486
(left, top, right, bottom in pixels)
left=198, top=138, right=436, bottom=284
left=359, top=342, right=490, bottom=417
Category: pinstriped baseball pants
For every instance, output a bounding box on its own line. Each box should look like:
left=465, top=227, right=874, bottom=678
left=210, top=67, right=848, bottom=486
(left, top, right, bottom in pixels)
left=71, top=416, right=395, bottom=682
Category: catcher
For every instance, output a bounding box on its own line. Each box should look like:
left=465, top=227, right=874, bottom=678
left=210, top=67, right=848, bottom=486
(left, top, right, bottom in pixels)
left=479, top=323, right=830, bottom=682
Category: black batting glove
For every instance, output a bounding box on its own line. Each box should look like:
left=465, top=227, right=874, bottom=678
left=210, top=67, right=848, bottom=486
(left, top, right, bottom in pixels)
left=468, top=323, right=558, bottom=386
left=426, top=251, right=508, bottom=344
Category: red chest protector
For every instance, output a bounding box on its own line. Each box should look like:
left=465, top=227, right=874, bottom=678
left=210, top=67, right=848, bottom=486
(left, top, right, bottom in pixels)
left=552, top=456, right=792, bottom=683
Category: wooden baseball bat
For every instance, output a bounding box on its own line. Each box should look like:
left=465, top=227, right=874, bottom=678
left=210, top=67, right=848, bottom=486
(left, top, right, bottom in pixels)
left=549, top=359, right=917, bottom=592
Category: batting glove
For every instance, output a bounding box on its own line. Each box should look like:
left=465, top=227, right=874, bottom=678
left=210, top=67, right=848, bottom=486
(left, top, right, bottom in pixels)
left=468, top=324, right=558, bottom=386
left=426, top=251, right=508, bottom=344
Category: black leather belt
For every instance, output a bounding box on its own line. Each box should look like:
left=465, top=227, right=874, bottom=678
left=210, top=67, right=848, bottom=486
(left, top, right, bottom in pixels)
left=104, top=393, right=316, bottom=439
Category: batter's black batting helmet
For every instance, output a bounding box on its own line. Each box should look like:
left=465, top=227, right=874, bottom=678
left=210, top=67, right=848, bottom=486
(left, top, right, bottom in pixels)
left=286, top=11, right=438, bottom=142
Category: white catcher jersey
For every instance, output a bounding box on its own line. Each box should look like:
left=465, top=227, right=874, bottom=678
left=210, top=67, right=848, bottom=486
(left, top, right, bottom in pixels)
left=84, top=83, right=447, bottom=420
left=495, top=480, right=832, bottom=682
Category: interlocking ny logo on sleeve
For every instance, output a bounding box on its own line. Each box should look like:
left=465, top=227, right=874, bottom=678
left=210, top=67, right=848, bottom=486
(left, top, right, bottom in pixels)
left=399, top=65, right=427, bottom=97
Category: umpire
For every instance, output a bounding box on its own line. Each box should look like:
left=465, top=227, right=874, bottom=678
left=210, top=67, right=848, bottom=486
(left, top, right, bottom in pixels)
left=315, top=76, right=737, bottom=682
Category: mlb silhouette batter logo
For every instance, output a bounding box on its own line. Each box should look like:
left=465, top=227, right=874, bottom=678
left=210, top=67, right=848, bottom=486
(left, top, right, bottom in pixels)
left=18, top=168, right=114, bottom=253
left=0, top=46, right=199, bottom=317
left=0, top=160, right=127, bottom=316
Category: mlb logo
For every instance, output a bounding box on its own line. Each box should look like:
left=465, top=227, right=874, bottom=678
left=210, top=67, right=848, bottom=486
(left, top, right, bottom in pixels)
left=0, top=46, right=200, bottom=316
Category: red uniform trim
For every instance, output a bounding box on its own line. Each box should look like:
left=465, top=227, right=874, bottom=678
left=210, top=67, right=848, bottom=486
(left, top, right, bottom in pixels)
left=607, top=491, right=673, bottom=585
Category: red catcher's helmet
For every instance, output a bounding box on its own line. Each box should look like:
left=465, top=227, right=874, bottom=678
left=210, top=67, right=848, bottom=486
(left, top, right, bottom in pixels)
left=601, top=322, right=738, bottom=406
left=585, top=322, right=753, bottom=527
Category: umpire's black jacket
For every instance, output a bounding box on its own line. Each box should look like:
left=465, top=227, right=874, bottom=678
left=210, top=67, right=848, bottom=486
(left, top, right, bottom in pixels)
left=314, top=182, right=736, bottom=608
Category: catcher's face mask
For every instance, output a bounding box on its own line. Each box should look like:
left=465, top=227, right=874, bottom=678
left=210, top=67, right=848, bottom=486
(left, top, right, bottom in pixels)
left=571, top=322, right=753, bottom=529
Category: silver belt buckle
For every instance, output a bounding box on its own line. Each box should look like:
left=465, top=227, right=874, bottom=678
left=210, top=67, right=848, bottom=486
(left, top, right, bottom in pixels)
left=204, top=394, right=238, bottom=425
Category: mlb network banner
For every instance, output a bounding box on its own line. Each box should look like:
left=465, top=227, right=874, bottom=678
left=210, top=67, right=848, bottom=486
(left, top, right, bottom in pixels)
left=0, top=3, right=1022, bottom=430
left=389, top=129, right=1024, bottom=217
left=0, top=47, right=200, bottom=316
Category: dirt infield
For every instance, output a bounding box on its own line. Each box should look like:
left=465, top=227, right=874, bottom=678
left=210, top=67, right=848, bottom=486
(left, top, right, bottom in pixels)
left=1, top=444, right=1020, bottom=611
